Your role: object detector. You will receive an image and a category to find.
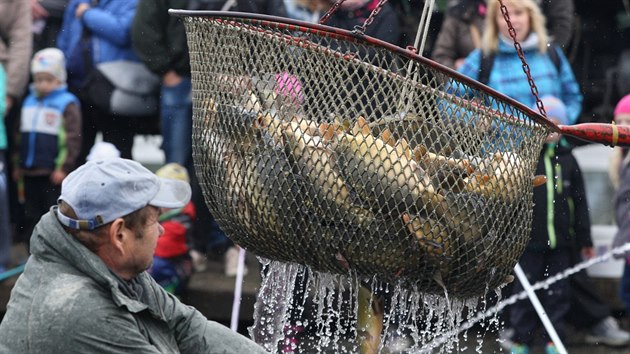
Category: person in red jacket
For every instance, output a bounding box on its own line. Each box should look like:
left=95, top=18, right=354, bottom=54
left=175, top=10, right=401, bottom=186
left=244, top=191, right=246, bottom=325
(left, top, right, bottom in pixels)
left=148, top=162, right=196, bottom=296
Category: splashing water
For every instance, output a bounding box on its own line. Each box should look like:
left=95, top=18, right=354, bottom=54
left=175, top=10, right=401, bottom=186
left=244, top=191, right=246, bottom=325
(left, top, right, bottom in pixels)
left=250, top=260, right=497, bottom=353
left=419, top=242, right=630, bottom=352
left=249, top=243, right=630, bottom=353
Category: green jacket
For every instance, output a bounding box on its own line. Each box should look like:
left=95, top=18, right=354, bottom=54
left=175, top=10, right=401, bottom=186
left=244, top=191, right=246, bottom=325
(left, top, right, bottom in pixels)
left=131, top=0, right=191, bottom=77
left=0, top=209, right=268, bottom=353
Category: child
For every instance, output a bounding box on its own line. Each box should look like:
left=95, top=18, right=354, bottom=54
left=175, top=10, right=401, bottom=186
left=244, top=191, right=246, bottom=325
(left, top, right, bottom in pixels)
left=610, top=94, right=630, bottom=328
left=149, top=163, right=196, bottom=296
left=509, top=96, right=594, bottom=354
left=13, top=47, right=81, bottom=243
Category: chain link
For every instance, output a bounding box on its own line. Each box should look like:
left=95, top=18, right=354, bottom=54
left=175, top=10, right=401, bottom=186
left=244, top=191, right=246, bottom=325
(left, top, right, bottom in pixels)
left=498, top=0, right=547, bottom=117
left=356, top=0, right=389, bottom=33
left=319, top=0, right=390, bottom=35
left=319, top=0, right=347, bottom=25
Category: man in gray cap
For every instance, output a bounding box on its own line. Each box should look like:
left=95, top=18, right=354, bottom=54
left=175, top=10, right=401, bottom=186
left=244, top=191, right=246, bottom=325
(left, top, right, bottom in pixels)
left=0, top=158, right=268, bottom=353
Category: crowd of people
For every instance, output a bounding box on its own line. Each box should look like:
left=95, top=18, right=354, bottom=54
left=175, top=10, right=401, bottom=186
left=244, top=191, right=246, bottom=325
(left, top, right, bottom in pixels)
left=0, top=0, right=629, bottom=353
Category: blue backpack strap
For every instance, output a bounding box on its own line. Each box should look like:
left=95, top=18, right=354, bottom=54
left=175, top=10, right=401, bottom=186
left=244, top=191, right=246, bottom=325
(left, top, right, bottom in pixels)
left=478, top=51, right=495, bottom=85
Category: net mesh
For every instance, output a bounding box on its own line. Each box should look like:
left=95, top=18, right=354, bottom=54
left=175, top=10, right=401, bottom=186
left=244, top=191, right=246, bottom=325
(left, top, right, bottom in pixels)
left=183, top=14, right=550, bottom=298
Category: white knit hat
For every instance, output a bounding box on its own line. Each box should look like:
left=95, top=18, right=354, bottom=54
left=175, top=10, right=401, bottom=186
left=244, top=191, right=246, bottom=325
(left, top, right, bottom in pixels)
left=31, top=47, right=67, bottom=83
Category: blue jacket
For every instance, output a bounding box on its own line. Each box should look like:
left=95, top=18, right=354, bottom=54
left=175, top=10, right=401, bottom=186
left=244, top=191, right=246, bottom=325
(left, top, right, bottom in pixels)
left=57, top=0, right=138, bottom=70
left=458, top=36, right=583, bottom=124
left=19, top=86, right=80, bottom=171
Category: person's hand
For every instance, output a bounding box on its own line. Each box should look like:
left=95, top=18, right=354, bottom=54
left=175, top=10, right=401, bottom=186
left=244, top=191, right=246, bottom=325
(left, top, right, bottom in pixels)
left=50, top=170, right=67, bottom=185
left=581, top=246, right=595, bottom=260
left=31, top=0, right=49, bottom=20
left=75, top=3, right=91, bottom=18
left=163, top=70, right=183, bottom=87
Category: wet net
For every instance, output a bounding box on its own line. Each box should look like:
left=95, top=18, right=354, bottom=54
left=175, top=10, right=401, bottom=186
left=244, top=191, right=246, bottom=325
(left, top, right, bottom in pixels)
left=179, top=12, right=552, bottom=298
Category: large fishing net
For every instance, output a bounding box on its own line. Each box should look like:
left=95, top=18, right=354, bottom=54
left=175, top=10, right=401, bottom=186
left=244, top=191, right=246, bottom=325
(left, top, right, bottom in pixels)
left=173, top=11, right=613, bottom=299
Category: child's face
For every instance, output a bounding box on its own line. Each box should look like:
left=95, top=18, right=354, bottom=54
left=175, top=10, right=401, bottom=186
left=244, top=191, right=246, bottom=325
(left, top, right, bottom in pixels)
left=33, top=72, right=61, bottom=97
left=615, top=113, right=630, bottom=127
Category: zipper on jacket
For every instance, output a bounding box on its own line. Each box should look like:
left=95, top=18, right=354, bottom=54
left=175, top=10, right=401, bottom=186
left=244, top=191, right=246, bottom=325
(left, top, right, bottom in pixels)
left=544, top=144, right=557, bottom=249
left=25, top=102, right=44, bottom=168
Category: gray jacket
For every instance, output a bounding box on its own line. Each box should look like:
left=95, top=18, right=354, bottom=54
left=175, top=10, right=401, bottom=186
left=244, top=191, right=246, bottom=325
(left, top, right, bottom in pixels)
left=0, top=210, right=269, bottom=354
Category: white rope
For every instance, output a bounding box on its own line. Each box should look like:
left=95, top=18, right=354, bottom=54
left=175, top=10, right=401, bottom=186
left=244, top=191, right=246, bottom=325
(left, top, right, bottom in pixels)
left=230, top=247, right=247, bottom=332
left=514, top=263, right=568, bottom=354
left=414, top=0, right=436, bottom=56
left=399, top=0, right=436, bottom=112
left=221, top=0, right=237, bottom=11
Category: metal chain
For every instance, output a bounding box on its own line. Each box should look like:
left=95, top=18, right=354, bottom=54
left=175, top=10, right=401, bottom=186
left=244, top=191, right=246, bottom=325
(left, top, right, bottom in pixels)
left=356, top=0, right=389, bottom=34
left=319, top=0, right=390, bottom=35
left=498, top=0, right=547, bottom=117
left=319, top=0, right=347, bottom=25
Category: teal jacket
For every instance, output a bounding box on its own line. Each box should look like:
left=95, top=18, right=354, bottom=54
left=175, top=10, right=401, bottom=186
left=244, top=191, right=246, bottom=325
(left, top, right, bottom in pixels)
left=0, top=65, right=7, bottom=150
left=0, top=209, right=268, bottom=353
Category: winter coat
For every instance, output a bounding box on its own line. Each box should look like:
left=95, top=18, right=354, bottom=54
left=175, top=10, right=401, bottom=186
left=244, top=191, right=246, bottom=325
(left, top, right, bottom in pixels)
left=432, top=0, right=574, bottom=70
left=131, top=0, right=191, bottom=77
left=0, top=0, right=32, bottom=100
left=528, top=141, right=592, bottom=251
left=19, top=85, right=81, bottom=174
left=154, top=201, right=196, bottom=259
left=0, top=209, right=268, bottom=353
left=613, top=151, right=630, bottom=259
left=458, top=34, right=583, bottom=124
left=431, top=0, right=485, bottom=69
left=57, top=0, right=139, bottom=74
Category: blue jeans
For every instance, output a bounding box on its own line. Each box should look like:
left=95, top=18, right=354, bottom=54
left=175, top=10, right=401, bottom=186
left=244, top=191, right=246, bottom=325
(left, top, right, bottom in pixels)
left=160, top=77, right=193, bottom=165
left=0, top=152, right=12, bottom=268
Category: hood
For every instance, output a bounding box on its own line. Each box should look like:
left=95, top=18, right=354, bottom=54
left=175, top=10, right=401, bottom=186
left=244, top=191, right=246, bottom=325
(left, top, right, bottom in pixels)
left=29, top=209, right=165, bottom=317
left=498, top=32, right=540, bottom=54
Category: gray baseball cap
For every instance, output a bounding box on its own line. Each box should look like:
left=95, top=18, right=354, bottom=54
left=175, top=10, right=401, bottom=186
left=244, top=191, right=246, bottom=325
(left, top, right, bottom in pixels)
left=56, top=158, right=192, bottom=230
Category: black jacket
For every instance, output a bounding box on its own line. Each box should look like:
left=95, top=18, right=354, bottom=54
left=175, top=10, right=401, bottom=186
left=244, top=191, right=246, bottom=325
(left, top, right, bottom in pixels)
left=529, top=140, right=592, bottom=251
left=131, top=0, right=192, bottom=77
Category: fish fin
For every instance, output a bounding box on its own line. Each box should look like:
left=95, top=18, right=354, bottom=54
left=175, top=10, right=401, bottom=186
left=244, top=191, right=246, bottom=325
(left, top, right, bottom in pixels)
left=396, top=138, right=411, bottom=159
left=354, top=116, right=371, bottom=136
left=532, top=175, right=547, bottom=187
left=380, top=128, right=395, bottom=147
left=321, top=123, right=336, bottom=142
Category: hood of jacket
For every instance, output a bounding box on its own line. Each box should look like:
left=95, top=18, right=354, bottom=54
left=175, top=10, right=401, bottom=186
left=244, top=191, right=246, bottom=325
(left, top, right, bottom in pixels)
left=30, top=208, right=167, bottom=318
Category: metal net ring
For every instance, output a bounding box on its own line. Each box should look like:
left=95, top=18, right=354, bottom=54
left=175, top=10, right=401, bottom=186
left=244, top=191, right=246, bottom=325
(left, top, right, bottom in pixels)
left=175, top=10, right=557, bottom=298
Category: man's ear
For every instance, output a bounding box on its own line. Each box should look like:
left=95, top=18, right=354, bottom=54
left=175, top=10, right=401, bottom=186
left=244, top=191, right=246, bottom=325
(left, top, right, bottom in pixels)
left=108, top=218, right=128, bottom=254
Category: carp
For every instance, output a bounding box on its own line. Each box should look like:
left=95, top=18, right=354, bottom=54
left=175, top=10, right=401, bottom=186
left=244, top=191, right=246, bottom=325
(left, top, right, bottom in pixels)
left=464, top=152, right=529, bottom=203
left=332, top=117, right=450, bottom=218
left=282, top=122, right=373, bottom=224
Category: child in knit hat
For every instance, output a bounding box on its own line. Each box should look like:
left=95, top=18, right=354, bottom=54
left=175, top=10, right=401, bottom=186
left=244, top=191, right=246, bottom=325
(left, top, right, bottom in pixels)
left=148, top=163, right=196, bottom=296
left=609, top=94, right=630, bottom=189
left=610, top=93, right=630, bottom=328
left=13, top=47, right=82, bottom=243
